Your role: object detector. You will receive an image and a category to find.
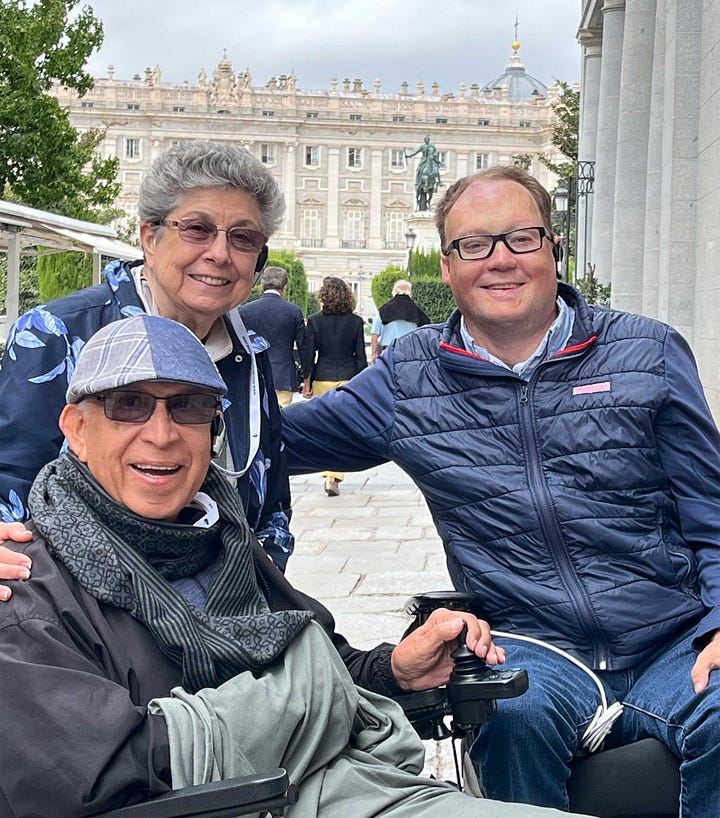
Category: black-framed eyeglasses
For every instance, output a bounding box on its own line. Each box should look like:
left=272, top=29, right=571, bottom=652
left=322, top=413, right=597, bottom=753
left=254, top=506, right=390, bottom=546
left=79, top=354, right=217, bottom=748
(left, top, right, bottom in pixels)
left=444, top=226, right=552, bottom=261
left=84, top=390, right=220, bottom=424
left=162, top=218, right=267, bottom=254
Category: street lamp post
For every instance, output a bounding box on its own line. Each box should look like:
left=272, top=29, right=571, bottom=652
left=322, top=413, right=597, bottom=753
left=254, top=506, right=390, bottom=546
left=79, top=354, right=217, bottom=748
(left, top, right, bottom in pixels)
left=405, top=228, right=417, bottom=278
left=553, top=184, right=571, bottom=281
left=576, top=160, right=595, bottom=280
left=357, top=265, right=364, bottom=316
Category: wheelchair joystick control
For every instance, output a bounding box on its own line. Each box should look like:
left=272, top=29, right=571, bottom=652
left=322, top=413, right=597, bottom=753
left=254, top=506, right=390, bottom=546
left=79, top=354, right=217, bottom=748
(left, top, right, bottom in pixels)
left=447, top=625, right=529, bottom=731
left=396, top=597, right=530, bottom=740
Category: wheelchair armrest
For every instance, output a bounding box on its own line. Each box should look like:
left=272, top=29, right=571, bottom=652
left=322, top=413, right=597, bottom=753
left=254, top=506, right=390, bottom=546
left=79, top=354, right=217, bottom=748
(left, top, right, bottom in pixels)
left=94, top=768, right=298, bottom=818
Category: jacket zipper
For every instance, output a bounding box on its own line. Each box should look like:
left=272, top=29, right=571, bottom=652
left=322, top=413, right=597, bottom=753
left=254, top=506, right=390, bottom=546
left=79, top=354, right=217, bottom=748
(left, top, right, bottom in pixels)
left=518, top=362, right=611, bottom=670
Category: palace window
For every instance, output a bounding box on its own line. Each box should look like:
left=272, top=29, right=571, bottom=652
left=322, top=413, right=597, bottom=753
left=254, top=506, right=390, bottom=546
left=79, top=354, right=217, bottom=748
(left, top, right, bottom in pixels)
left=475, top=152, right=489, bottom=170
left=124, top=138, right=140, bottom=159
left=343, top=209, right=366, bottom=247
left=390, top=149, right=405, bottom=169
left=385, top=211, right=406, bottom=245
left=300, top=208, right=322, bottom=246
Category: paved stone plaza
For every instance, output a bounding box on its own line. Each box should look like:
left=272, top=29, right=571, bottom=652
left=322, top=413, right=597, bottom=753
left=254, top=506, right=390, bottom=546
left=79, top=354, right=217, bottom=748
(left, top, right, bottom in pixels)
left=287, top=462, right=452, bottom=649
left=286, top=461, right=460, bottom=779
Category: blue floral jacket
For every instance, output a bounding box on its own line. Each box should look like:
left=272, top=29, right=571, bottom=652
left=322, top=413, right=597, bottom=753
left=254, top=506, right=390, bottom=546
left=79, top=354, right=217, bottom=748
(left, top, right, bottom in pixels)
left=0, top=259, right=294, bottom=568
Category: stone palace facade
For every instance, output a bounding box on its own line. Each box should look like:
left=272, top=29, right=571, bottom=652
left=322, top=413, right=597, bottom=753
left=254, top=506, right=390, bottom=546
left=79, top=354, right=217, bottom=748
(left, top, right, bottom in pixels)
left=48, top=42, right=564, bottom=315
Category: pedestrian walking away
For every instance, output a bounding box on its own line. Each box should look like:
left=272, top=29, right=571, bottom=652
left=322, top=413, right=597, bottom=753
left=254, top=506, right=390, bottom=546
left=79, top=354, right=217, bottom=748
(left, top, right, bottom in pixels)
left=300, top=276, right=367, bottom=497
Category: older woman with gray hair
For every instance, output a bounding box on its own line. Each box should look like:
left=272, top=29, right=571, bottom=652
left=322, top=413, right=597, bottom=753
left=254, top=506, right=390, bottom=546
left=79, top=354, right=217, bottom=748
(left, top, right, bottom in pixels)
left=0, top=141, right=295, bottom=575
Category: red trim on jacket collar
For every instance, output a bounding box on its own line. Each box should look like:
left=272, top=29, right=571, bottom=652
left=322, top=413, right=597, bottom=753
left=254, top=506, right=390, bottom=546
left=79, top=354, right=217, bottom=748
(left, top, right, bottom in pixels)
left=441, top=334, right=597, bottom=363
left=439, top=341, right=490, bottom=360
left=554, top=336, right=597, bottom=357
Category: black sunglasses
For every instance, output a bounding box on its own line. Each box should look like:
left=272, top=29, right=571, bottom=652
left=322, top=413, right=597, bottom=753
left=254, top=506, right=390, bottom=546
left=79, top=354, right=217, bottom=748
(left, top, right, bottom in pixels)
left=84, top=390, right=220, bottom=425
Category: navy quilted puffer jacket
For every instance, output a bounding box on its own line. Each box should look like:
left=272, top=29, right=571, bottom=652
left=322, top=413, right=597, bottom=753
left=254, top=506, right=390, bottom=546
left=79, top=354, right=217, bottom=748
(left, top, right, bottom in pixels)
left=284, top=284, right=720, bottom=670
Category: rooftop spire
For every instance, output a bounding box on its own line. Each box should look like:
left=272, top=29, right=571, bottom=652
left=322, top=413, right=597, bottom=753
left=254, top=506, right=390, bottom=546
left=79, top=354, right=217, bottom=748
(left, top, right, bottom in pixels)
left=512, top=13, right=521, bottom=54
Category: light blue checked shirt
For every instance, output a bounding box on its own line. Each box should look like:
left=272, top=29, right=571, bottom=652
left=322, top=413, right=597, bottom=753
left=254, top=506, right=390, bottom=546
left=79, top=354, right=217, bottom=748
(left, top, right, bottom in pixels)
left=459, top=297, right=575, bottom=379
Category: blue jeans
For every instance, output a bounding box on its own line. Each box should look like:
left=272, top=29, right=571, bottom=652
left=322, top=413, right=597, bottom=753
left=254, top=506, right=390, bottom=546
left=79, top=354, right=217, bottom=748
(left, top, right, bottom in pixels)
left=469, top=630, right=720, bottom=817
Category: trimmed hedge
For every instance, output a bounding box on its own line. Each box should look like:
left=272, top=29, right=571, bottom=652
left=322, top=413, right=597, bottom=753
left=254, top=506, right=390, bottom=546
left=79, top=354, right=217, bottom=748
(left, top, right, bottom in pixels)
left=370, top=254, right=455, bottom=324
left=411, top=280, right=456, bottom=323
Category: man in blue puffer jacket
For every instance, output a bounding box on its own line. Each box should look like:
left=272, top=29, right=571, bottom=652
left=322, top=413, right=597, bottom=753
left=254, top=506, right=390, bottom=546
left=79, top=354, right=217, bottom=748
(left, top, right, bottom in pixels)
left=282, top=166, right=720, bottom=815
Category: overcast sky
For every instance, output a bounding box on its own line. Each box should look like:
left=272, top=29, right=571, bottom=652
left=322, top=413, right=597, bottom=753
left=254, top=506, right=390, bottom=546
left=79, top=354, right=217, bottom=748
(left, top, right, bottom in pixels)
left=83, top=0, right=581, bottom=94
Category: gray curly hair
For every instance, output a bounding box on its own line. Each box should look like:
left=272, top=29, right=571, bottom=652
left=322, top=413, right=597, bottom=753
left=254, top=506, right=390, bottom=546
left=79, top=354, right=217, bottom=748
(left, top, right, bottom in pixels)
left=139, top=141, right=285, bottom=237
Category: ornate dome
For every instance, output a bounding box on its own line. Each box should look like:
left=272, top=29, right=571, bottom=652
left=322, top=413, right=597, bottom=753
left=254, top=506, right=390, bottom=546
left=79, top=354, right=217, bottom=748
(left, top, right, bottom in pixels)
left=483, top=39, right=548, bottom=100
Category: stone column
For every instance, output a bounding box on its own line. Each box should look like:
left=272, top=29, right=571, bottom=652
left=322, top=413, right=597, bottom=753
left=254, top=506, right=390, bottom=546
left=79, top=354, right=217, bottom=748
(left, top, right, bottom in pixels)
left=576, top=29, right=602, bottom=279
left=590, top=0, right=625, bottom=284
left=693, top=0, right=720, bottom=418
left=610, top=0, right=657, bottom=313
left=641, top=0, right=667, bottom=318
left=656, top=0, right=701, bottom=340
left=326, top=147, right=340, bottom=249
left=369, top=149, right=383, bottom=249
left=281, top=142, right=297, bottom=240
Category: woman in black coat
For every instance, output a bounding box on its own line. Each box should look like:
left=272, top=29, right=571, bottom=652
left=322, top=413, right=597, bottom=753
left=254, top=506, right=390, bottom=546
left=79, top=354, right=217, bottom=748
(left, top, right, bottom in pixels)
left=301, top=276, right=367, bottom=496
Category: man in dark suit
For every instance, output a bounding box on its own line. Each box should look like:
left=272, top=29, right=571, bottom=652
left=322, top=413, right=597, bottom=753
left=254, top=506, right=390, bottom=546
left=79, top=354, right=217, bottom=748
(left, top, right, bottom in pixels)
left=240, top=267, right=306, bottom=407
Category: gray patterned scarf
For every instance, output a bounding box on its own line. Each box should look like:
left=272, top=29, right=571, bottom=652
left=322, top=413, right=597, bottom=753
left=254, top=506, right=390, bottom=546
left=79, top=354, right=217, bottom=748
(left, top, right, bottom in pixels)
left=29, top=455, right=312, bottom=692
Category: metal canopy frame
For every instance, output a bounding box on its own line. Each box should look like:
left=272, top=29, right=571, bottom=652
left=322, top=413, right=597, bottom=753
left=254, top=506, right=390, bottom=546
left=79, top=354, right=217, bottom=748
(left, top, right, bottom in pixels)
left=0, top=200, right=141, bottom=328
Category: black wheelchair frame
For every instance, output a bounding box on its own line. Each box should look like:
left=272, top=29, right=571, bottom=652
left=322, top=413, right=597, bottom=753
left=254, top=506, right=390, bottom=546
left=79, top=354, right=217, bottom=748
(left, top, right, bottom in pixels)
left=405, top=591, right=681, bottom=818
left=95, top=591, right=681, bottom=818
left=97, top=769, right=297, bottom=818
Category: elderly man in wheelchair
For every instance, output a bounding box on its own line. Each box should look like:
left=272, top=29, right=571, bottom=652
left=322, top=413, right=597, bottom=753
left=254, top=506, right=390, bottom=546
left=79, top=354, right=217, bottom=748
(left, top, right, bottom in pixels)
left=0, top=315, right=594, bottom=818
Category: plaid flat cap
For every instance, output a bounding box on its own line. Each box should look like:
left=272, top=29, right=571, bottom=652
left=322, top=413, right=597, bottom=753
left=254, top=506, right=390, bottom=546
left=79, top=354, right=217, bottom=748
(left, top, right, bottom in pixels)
left=66, top=315, right=228, bottom=403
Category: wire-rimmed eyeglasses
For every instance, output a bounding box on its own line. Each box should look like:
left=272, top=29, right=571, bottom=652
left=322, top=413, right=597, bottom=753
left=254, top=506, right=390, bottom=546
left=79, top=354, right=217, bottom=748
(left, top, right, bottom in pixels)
left=443, top=226, right=552, bottom=261
left=83, top=390, right=220, bottom=424
left=162, top=218, right=267, bottom=254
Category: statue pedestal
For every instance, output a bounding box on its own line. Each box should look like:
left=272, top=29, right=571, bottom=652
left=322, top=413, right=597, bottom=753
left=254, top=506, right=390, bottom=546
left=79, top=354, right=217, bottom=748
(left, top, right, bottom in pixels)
left=407, top=211, right=441, bottom=253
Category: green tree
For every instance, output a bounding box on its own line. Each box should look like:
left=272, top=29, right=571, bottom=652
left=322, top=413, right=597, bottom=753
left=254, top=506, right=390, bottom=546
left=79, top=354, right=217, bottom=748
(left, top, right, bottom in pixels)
left=371, top=259, right=454, bottom=323
left=410, top=248, right=442, bottom=279
left=0, top=0, right=120, bottom=220
left=574, top=263, right=611, bottom=306
left=36, top=250, right=93, bottom=302
left=371, top=266, right=405, bottom=310
left=306, top=293, right=320, bottom=317
left=0, top=255, right=39, bottom=316
left=265, top=250, right=310, bottom=315
left=411, top=280, right=455, bottom=323
left=540, top=80, right=579, bottom=180
left=512, top=153, right=533, bottom=171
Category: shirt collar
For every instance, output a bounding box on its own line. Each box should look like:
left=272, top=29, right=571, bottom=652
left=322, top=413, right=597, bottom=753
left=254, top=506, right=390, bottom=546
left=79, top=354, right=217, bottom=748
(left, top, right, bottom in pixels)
left=459, top=296, right=575, bottom=378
